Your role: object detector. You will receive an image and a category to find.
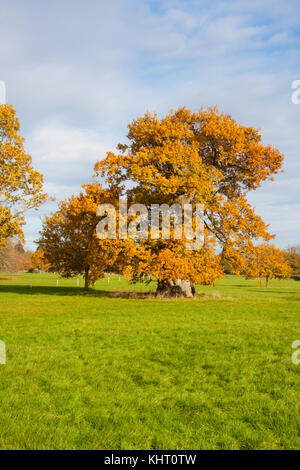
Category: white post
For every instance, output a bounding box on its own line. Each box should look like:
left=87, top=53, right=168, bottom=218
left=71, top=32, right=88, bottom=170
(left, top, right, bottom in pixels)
left=0, top=341, right=6, bottom=364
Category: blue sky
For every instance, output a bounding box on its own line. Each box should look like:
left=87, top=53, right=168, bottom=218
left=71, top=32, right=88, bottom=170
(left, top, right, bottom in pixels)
left=1, top=0, right=300, bottom=249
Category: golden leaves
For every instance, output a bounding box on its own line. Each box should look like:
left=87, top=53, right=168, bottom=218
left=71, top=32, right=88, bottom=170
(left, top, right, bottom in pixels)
left=0, top=105, right=47, bottom=245
left=238, top=244, right=292, bottom=282
left=38, top=183, right=134, bottom=288
left=92, top=106, right=285, bottom=287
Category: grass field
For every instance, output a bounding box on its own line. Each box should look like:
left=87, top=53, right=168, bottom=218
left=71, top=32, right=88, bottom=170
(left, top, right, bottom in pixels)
left=0, top=272, right=299, bottom=450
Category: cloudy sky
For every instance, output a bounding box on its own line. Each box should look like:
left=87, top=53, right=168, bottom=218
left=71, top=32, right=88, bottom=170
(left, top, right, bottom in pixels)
left=1, top=0, right=300, bottom=249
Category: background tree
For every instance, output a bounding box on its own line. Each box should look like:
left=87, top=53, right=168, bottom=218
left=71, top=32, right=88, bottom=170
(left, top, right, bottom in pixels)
left=31, top=248, right=51, bottom=272
left=94, top=107, right=283, bottom=297
left=37, top=183, right=132, bottom=290
left=0, top=239, right=32, bottom=273
left=0, top=104, right=47, bottom=246
left=238, top=244, right=292, bottom=287
left=284, top=246, right=300, bottom=280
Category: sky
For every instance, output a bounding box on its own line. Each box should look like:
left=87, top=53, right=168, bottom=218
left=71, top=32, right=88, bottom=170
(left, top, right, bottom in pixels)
left=0, top=0, right=300, bottom=249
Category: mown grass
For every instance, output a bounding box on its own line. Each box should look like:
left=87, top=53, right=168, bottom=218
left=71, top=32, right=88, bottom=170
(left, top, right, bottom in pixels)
left=0, top=273, right=299, bottom=449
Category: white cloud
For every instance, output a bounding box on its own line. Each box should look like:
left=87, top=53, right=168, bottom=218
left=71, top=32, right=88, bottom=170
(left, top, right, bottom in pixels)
left=0, top=0, right=298, bottom=248
left=27, top=120, right=117, bottom=194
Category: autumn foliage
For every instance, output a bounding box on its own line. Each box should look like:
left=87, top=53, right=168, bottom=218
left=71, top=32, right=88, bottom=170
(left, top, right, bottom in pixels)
left=284, top=246, right=300, bottom=279
left=93, top=107, right=283, bottom=296
left=0, top=239, right=32, bottom=273
left=0, top=105, right=47, bottom=246
left=38, top=183, right=134, bottom=289
left=36, top=106, right=286, bottom=296
left=31, top=248, right=51, bottom=272
left=229, top=244, right=292, bottom=287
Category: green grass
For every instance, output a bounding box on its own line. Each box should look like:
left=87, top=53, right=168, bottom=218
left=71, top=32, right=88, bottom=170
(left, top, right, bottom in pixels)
left=0, top=272, right=299, bottom=449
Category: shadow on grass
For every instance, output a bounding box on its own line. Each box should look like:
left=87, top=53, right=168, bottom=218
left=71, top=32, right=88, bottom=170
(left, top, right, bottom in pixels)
left=0, top=284, right=111, bottom=298
left=249, top=289, right=297, bottom=295
left=0, top=284, right=158, bottom=299
left=0, top=283, right=298, bottom=300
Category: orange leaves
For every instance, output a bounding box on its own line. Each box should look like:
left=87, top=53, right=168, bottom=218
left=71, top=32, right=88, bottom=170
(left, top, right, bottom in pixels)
left=188, top=107, right=283, bottom=195
left=123, top=241, right=223, bottom=287
left=38, top=183, right=133, bottom=288
left=92, top=106, right=284, bottom=289
left=284, top=249, right=300, bottom=275
left=0, top=105, right=47, bottom=245
left=239, top=244, right=292, bottom=283
left=31, top=249, right=50, bottom=272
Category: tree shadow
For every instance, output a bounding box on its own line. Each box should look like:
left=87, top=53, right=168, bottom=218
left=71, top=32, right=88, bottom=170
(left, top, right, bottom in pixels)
left=249, top=289, right=297, bottom=295
left=0, top=284, right=108, bottom=298
left=0, top=284, right=157, bottom=299
left=0, top=283, right=298, bottom=300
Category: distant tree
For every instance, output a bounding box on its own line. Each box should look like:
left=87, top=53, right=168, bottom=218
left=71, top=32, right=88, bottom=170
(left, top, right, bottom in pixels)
left=286, top=245, right=300, bottom=254
left=15, top=241, right=25, bottom=253
left=238, top=244, right=292, bottom=287
left=0, top=105, right=47, bottom=246
left=284, top=247, right=300, bottom=278
left=0, top=240, right=19, bottom=272
left=37, top=183, right=133, bottom=290
left=31, top=248, right=50, bottom=272
left=0, top=239, right=32, bottom=273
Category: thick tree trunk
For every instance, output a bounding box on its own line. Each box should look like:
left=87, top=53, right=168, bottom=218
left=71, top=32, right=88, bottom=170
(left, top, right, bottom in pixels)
left=84, top=267, right=90, bottom=290
left=266, top=276, right=269, bottom=288
left=156, top=279, right=196, bottom=298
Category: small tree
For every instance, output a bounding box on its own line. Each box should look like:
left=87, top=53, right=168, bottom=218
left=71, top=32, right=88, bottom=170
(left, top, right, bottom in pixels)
left=239, top=244, right=292, bottom=287
left=37, top=183, right=130, bottom=289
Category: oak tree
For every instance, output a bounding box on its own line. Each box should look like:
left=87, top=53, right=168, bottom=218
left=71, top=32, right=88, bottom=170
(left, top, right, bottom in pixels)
left=0, top=105, right=47, bottom=246
left=94, top=107, right=283, bottom=297
left=237, top=244, right=292, bottom=287
left=37, top=183, right=132, bottom=289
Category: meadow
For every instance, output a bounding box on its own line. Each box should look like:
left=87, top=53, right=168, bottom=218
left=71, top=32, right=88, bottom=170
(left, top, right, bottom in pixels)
left=0, top=272, right=299, bottom=450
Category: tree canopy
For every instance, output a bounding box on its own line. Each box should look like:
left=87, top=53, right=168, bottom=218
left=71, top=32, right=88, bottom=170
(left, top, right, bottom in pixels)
left=0, top=105, right=47, bottom=246
left=235, top=244, right=292, bottom=287
left=93, top=107, right=284, bottom=296
left=38, top=183, right=134, bottom=289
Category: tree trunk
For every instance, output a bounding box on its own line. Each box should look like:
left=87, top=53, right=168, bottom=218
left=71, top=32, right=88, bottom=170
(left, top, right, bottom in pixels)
left=156, top=279, right=196, bottom=298
left=266, top=276, right=269, bottom=288
left=84, top=267, right=90, bottom=290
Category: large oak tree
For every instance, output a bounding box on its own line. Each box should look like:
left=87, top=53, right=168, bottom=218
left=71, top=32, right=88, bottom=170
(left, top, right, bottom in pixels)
left=94, top=107, right=283, bottom=297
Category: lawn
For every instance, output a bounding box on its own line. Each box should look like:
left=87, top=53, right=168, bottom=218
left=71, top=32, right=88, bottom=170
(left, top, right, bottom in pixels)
left=0, top=273, right=299, bottom=449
